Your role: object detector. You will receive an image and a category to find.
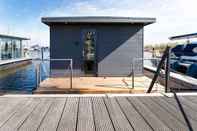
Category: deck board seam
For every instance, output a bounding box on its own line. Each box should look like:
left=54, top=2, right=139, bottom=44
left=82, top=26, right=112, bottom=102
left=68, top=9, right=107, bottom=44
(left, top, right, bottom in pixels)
left=180, top=97, right=197, bottom=114
left=75, top=97, right=80, bottom=131
left=182, top=96, right=197, bottom=111
left=126, top=97, right=155, bottom=131
left=0, top=98, right=30, bottom=129
left=102, top=97, right=116, bottom=131
left=17, top=98, right=41, bottom=130
left=140, top=96, right=179, bottom=131
left=90, top=97, right=96, bottom=131
left=36, top=98, right=54, bottom=131
left=55, top=97, right=67, bottom=131
left=160, top=96, right=197, bottom=123
left=150, top=97, right=187, bottom=125
left=173, top=93, right=194, bottom=131
left=114, top=97, right=135, bottom=131
left=183, top=96, right=197, bottom=104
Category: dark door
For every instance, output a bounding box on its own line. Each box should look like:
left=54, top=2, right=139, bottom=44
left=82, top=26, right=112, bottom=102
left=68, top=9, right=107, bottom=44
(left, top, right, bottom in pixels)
left=82, top=29, right=97, bottom=75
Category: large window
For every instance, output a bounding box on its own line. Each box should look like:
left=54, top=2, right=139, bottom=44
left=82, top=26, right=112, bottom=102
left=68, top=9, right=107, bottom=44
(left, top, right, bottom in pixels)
left=1, top=38, right=11, bottom=60
left=0, top=38, right=22, bottom=60
left=12, top=40, right=21, bottom=58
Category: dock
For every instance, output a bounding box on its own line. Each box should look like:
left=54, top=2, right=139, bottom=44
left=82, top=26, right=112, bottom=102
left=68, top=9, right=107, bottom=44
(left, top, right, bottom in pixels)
left=0, top=58, right=32, bottom=71
left=0, top=93, right=196, bottom=130
left=34, top=76, right=164, bottom=94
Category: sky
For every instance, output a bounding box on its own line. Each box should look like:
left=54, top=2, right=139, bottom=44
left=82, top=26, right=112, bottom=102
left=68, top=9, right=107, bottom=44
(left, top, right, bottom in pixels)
left=0, top=0, right=197, bottom=46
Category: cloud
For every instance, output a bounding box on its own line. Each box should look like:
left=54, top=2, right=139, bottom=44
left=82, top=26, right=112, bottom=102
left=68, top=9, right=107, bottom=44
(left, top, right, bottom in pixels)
left=41, top=0, right=197, bottom=44
left=1, top=0, right=197, bottom=46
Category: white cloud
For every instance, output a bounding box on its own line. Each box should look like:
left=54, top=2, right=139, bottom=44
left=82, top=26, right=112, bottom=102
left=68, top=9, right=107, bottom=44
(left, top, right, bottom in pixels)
left=1, top=0, right=197, bottom=46
left=41, top=0, right=197, bottom=45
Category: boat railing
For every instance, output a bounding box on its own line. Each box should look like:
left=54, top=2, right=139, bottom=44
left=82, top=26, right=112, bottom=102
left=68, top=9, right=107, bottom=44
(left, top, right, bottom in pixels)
left=132, top=47, right=171, bottom=93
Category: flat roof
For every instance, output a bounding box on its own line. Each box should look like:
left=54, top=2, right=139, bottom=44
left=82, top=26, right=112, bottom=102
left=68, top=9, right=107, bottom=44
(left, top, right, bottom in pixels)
left=42, top=16, right=156, bottom=26
left=0, top=34, right=30, bottom=40
left=169, top=32, right=197, bottom=40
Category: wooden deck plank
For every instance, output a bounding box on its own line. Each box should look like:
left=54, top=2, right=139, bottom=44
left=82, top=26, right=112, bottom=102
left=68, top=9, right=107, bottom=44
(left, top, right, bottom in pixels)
left=104, top=97, right=134, bottom=131
left=138, top=96, right=188, bottom=130
left=152, top=96, right=197, bottom=129
left=0, top=96, right=197, bottom=131
left=127, top=97, right=171, bottom=131
left=0, top=98, right=19, bottom=111
left=184, top=96, right=197, bottom=107
left=57, top=97, right=79, bottom=131
left=178, top=97, right=197, bottom=115
left=116, top=97, right=153, bottom=131
left=92, top=97, right=114, bottom=131
left=77, top=97, right=95, bottom=131
left=0, top=98, right=26, bottom=126
left=150, top=97, right=187, bottom=123
left=0, top=98, right=40, bottom=131
left=18, top=98, right=53, bottom=131
left=162, top=96, right=197, bottom=121
left=37, top=98, right=66, bottom=131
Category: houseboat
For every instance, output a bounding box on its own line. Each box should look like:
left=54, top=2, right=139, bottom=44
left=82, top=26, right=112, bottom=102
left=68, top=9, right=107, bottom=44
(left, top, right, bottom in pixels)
left=42, top=16, right=156, bottom=76
left=0, top=34, right=31, bottom=71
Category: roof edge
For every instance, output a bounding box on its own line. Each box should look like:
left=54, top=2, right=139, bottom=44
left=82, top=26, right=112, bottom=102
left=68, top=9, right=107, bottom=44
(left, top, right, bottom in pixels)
left=0, top=34, right=30, bottom=40
left=169, top=32, right=197, bottom=40
left=41, top=16, right=156, bottom=26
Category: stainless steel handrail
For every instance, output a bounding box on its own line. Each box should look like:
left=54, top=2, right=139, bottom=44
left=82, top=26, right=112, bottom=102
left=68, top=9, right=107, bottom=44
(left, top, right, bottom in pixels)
left=35, top=58, right=73, bottom=89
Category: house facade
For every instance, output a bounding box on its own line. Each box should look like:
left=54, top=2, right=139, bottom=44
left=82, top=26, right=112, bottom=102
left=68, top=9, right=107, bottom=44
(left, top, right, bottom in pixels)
left=0, top=34, right=29, bottom=60
left=42, top=17, right=156, bottom=76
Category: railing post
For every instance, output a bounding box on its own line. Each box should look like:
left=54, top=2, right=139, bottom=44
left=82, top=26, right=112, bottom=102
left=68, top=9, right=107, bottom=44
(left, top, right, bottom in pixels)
left=147, top=46, right=170, bottom=93
left=132, top=59, right=135, bottom=88
left=165, top=47, right=170, bottom=93
left=41, top=47, right=44, bottom=60
left=35, top=62, right=40, bottom=88
left=70, top=59, right=73, bottom=89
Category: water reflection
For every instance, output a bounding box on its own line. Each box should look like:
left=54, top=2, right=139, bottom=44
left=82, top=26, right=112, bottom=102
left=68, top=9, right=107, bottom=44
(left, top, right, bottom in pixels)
left=0, top=61, right=49, bottom=93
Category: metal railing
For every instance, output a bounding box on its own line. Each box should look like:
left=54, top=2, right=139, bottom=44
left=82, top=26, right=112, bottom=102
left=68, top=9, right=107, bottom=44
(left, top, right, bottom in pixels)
left=131, top=47, right=171, bottom=93
left=147, top=47, right=171, bottom=93
left=34, top=58, right=73, bottom=89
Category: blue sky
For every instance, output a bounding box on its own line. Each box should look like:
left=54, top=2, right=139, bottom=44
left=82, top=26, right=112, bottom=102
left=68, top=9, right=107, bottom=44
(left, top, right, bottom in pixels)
left=0, top=0, right=197, bottom=46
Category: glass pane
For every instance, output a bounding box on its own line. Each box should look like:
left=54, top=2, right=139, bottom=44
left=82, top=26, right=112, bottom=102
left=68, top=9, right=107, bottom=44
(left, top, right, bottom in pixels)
left=84, top=31, right=95, bottom=60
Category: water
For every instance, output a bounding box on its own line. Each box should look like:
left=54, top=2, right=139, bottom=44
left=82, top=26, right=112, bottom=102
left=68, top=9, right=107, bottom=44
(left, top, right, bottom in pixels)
left=0, top=50, right=49, bottom=93
left=0, top=61, right=49, bottom=93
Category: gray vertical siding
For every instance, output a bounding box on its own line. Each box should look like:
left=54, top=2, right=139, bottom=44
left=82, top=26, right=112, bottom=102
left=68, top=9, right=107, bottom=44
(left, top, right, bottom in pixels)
left=50, top=25, right=83, bottom=75
left=96, top=25, right=143, bottom=76
left=50, top=24, right=144, bottom=76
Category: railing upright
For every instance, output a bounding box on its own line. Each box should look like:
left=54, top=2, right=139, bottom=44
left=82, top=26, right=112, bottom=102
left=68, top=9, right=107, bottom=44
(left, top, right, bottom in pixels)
left=34, top=58, right=73, bottom=89
left=70, top=59, right=73, bottom=89
left=165, top=48, right=171, bottom=93
left=131, top=59, right=134, bottom=88
left=147, top=46, right=170, bottom=93
left=35, top=62, right=41, bottom=88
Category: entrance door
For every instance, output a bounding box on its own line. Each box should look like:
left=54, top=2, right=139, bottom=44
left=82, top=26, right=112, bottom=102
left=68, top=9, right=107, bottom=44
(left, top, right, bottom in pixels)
left=82, top=30, right=97, bottom=75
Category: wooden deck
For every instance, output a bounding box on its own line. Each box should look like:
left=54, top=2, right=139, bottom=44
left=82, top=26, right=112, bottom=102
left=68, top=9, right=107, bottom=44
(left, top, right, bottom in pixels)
left=0, top=94, right=197, bottom=131
left=35, top=76, right=164, bottom=94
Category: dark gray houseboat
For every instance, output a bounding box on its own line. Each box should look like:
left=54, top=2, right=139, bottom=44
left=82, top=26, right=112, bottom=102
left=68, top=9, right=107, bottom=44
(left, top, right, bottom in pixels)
left=42, top=16, right=156, bottom=76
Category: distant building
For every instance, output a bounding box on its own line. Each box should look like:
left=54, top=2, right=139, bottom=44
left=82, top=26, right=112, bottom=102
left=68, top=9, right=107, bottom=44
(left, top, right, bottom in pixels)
left=42, top=16, right=156, bottom=76
left=0, top=34, right=29, bottom=60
